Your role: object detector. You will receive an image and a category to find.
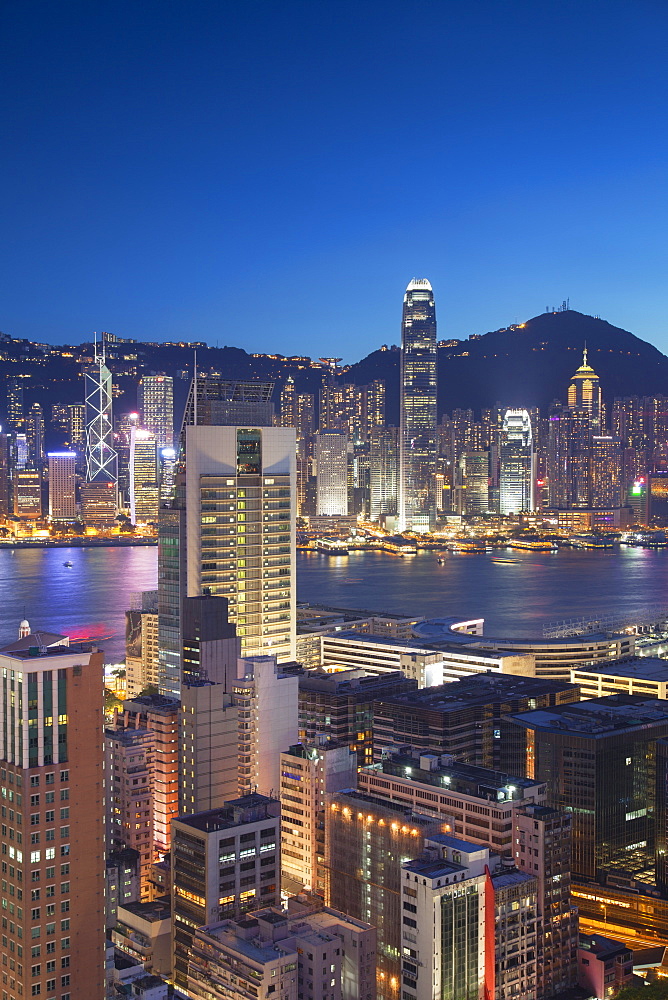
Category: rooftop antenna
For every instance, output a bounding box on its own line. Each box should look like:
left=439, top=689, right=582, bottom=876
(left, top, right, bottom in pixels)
left=583, top=342, right=588, bottom=366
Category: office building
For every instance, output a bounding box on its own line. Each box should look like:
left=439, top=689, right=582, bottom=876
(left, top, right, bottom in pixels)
left=233, top=655, right=299, bottom=798
left=401, top=835, right=539, bottom=1000
left=117, top=693, right=180, bottom=863
left=590, top=436, right=623, bottom=508
left=0, top=633, right=106, bottom=1000
left=325, top=790, right=447, bottom=997
left=297, top=669, right=417, bottom=766
left=280, top=375, right=296, bottom=428
left=26, top=402, right=44, bottom=464
left=85, top=344, right=118, bottom=484
left=6, top=377, right=25, bottom=430
left=461, top=450, right=489, bottom=514
left=504, top=695, right=668, bottom=883
left=499, top=408, right=534, bottom=514
left=79, top=480, right=118, bottom=528
left=138, top=375, right=174, bottom=450
left=158, top=376, right=295, bottom=697
left=372, top=672, right=579, bottom=765
left=67, top=403, right=85, bottom=450
left=187, top=903, right=375, bottom=1000
left=572, top=657, right=668, bottom=700
left=171, top=793, right=280, bottom=990
left=315, top=431, right=349, bottom=516
left=399, top=278, right=438, bottom=532
left=413, top=616, right=636, bottom=683
left=321, top=632, right=445, bottom=687
left=13, top=467, right=42, bottom=518
left=47, top=452, right=76, bottom=521
left=279, top=741, right=357, bottom=896
left=129, top=427, right=159, bottom=524
left=568, top=346, right=603, bottom=430
left=369, top=426, right=398, bottom=520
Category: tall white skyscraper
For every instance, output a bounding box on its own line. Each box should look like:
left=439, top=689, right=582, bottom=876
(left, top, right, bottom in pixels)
left=158, top=378, right=296, bottom=697
left=499, top=408, right=535, bottom=514
left=399, top=278, right=438, bottom=533
left=315, top=430, right=348, bottom=515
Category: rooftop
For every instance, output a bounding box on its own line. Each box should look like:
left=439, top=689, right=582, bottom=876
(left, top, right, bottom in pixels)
left=491, top=868, right=537, bottom=890
left=199, top=920, right=294, bottom=965
left=369, top=751, right=539, bottom=801
left=374, top=671, right=576, bottom=710
left=575, top=657, right=668, bottom=682
left=508, top=695, right=668, bottom=737
left=119, top=899, right=170, bottom=923
left=0, top=639, right=95, bottom=661
left=402, top=856, right=465, bottom=879
left=177, top=793, right=279, bottom=833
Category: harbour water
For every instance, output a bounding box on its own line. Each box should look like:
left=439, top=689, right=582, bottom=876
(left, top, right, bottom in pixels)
left=0, top=544, right=665, bottom=663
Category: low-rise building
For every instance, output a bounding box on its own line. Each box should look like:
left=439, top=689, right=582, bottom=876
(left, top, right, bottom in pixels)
left=187, top=903, right=375, bottom=1000
left=577, top=933, right=634, bottom=1000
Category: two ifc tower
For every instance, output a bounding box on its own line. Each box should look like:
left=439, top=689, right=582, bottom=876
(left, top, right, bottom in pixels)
left=399, top=278, right=438, bottom=533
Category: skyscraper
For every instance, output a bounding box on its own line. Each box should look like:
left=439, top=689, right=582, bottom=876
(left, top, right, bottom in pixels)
left=129, top=427, right=159, bottom=524
left=138, top=375, right=174, bottom=450
left=47, top=451, right=77, bottom=521
left=499, top=408, right=534, bottom=514
left=0, top=630, right=106, bottom=1000
left=399, top=278, right=438, bottom=532
left=568, top=346, right=603, bottom=430
left=85, top=344, right=118, bottom=484
left=157, top=377, right=296, bottom=697
left=315, top=430, right=349, bottom=515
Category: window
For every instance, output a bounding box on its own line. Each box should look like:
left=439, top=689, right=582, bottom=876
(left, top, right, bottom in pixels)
left=30, top=908, right=40, bottom=921
left=31, top=964, right=40, bottom=976
left=44, top=812, right=54, bottom=824
left=31, top=985, right=40, bottom=996
left=59, top=772, right=68, bottom=783
left=59, top=846, right=69, bottom=858
left=30, top=777, right=39, bottom=788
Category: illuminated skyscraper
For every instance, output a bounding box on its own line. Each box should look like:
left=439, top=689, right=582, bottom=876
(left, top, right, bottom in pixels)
left=499, top=408, right=534, bottom=514
left=48, top=451, right=77, bottom=521
left=315, top=430, right=348, bottom=515
left=129, top=427, right=159, bottom=524
left=26, top=401, right=44, bottom=464
left=399, top=278, right=437, bottom=532
left=158, top=377, right=295, bottom=698
left=138, top=375, right=174, bottom=450
left=85, top=344, right=118, bottom=484
left=568, top=346, right=603, bottom=431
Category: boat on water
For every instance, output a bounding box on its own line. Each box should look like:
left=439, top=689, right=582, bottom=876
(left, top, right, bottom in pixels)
left=491, top=557, right=519, bottom=564
left=63, top=561, right=73, bottom=567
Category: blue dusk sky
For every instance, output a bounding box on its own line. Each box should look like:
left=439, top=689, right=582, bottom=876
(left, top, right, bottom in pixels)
left=1, top=0, right=667, bottom=360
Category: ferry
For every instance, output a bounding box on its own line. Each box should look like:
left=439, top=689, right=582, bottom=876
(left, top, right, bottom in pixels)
left=315, top=538, right=349, bottom=556
left=565, top=534, right=615, bottom=550
left=506, top=538, right=557, bottom=551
